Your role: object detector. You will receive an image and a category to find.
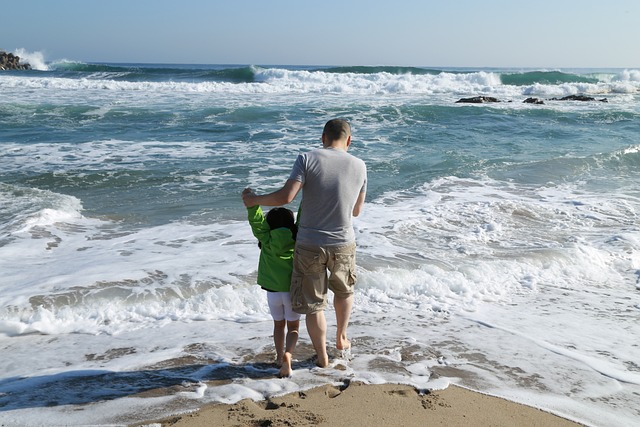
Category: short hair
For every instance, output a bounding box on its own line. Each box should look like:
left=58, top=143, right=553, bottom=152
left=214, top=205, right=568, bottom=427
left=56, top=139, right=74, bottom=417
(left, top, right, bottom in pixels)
left=323, top=119, right=351, bottom=142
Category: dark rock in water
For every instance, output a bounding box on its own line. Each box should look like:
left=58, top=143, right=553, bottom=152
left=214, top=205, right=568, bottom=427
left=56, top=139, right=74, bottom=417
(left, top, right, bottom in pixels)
left=524, top=97, right=545, bottom=105
left=0, top=51, right=32, bottom=70
left=553, top=95, right=596, bottom=101
left=455, top=96, right=501, bottom=104
left=549, top=95, right=608, bottom=102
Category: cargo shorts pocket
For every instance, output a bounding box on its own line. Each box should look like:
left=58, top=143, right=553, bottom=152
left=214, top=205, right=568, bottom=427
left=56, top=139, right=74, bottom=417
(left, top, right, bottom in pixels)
left=290, top=274, right=306, bottom=314
left=293, top=245, right=325, bottom=274
left=328, top=249, right=356, bottom=297
left=290, top=272, right=328, bottom=315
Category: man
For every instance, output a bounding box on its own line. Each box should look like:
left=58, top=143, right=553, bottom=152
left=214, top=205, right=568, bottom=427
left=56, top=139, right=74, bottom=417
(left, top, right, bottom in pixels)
left=242, top=119, right=367, bottom=368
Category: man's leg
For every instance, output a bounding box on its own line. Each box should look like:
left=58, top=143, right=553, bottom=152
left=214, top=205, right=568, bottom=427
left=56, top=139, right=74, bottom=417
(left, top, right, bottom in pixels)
left=306, top=310, right=328, bottom=367
left=291, top=244, right=330, bottom=367
left=334, top=294, right=353, bottom=350
left=327, top=242, right=357, bottom=352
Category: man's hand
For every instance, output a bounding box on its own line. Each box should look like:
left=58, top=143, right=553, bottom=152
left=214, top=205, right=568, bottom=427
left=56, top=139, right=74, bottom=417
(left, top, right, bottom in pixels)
left=242, top=187, right=257, bottom=207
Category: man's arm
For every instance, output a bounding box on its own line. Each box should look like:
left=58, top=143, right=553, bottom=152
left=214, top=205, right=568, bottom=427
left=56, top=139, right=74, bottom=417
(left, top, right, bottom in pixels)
left=352, top=190, right=366, bottom=217
left=242, top=179, right=302, bottom=207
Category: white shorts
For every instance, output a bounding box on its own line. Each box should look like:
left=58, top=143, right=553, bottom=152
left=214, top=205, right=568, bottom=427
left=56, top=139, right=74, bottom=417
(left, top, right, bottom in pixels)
left=267, top=291, right=301, bottom=322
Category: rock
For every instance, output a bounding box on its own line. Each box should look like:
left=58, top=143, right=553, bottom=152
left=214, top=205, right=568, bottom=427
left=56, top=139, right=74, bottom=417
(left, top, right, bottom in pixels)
left=453, top=95, right=609, bottom=105
left=0, top=50, right=32, bottom=70
left=455, top=96, right=501, bottom=104
left=553, top=95, right=596, bottom=101
left=524, top=97, right=545, bottom=105
left=549, top=95, right=607, bottom=102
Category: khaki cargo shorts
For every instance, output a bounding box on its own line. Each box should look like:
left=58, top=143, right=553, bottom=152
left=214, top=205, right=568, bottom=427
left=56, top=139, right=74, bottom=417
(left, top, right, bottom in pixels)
left=290, top=242, right=357, bottom=315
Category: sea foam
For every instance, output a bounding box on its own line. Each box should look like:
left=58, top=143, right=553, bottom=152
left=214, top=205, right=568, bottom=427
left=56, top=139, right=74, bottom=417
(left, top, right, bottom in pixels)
left=3, top=65, right=638, bottom=98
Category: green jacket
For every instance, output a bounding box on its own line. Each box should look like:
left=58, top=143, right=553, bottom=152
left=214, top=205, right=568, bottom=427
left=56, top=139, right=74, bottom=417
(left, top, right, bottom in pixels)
left=247, top=205, right=295, bottom=292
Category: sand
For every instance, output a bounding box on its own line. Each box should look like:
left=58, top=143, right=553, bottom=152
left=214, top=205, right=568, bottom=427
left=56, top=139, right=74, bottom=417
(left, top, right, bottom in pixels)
left=134, top=381, right=585, bottom=427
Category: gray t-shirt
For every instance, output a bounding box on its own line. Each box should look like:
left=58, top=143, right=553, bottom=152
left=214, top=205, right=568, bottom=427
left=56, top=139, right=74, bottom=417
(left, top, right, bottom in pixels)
left=289, top=147, right=367, bottom=246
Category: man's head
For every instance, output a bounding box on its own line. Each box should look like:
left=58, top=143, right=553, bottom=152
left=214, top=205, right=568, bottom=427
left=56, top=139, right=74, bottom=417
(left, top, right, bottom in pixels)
left=322, top=119, right=351, bottom=148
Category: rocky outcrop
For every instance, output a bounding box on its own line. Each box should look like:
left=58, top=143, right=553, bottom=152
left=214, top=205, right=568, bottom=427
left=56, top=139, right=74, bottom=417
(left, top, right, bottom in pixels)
left=524, top=97, right=545, bottom=105
left=550, top=95, right=608, bottom=103
left=455, top=96, right=501, bottom=104
left=0, top=51, right=31, bottom=70
left=456, top=95, right=609, bottom=105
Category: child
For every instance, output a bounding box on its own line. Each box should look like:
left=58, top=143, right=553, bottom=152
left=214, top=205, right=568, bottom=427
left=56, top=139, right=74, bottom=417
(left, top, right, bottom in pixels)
left=242, top=188, right=300, bottom=378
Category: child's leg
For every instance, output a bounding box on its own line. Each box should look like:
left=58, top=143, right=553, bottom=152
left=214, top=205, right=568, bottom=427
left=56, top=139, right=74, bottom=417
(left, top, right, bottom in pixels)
left=273, top=319, right=286, bottom=366
left=267, top=292, right=287, bottom=366
left=285, top=319, right=300, bottom=354
left=279, top=319, right=299, bottom=378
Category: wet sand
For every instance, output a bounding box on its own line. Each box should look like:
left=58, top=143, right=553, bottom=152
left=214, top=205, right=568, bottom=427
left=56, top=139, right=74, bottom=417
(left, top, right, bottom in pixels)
left=134, top=381, right=585, bottom=427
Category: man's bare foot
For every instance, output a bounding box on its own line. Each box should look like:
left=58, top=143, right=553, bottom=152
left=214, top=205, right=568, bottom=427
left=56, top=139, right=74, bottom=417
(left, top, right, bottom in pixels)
left=315, top=353, right=329, bottom=368
left=276, top=353, right=284, bottom=368
left=336, top=335, right=350, bottom=351
left=336, top=335, right=352, bottom=360
left=278, top=352, right=293, bottom=378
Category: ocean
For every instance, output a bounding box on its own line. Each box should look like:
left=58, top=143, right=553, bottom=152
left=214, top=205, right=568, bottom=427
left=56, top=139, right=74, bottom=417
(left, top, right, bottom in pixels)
left=1, top=57, right=639, bottom=426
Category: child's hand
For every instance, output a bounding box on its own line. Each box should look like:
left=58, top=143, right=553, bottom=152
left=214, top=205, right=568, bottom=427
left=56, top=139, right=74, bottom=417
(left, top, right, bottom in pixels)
left=242, top=188, right=257, bottom=207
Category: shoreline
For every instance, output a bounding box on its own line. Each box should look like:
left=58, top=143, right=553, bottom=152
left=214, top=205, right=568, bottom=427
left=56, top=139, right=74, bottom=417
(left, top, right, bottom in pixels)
left=133, top=382, right=587, bottom=427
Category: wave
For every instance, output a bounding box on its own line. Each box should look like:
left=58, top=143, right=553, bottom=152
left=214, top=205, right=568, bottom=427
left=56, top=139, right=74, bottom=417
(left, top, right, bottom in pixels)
left=607, top=144, right=640, bottom=170
left=316, top=65, right=443, bottom=75
left=11, top=49, right=49, bottom=71
left=48, top=61, right=258, bottom=83
left=0, top=183, right=85, bottom=252
left=3, top=56, right=639, bottom=97
left=8, top=49, right=636, bottom=87
left=501, top=71, right=601, bottom=86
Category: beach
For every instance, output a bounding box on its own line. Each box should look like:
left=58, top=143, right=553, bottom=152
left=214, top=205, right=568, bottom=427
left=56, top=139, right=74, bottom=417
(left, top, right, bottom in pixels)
left=2, top=63, right=640, bottom=426
left=135, top=382, right=584, bottom=427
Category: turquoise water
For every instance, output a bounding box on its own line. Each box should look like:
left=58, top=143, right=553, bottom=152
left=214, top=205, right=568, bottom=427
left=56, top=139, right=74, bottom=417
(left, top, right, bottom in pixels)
left=1, top=63, right=640, bottom=426
left=2, top=65, right=638, bottom=223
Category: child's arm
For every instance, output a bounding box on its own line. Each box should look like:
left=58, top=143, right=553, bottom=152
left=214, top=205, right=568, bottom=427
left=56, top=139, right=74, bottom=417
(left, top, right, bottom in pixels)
left=243, top=187, right=271, bottom=244
left=246, top=205, right=270, bottom=244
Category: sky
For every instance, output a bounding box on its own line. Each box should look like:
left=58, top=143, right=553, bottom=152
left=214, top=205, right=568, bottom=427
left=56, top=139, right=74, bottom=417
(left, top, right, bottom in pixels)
left=3, top=0, right=639, bottom=68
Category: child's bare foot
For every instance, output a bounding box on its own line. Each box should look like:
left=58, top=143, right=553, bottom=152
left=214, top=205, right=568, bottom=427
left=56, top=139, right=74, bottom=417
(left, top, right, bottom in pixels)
left=278, top=352, right=293, bottom=378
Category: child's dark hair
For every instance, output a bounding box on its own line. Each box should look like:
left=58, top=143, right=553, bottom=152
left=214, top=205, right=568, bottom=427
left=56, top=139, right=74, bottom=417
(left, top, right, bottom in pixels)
left=259, top=208, right=297, bottom=248
left=266, top=207, right=297, bottom=239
